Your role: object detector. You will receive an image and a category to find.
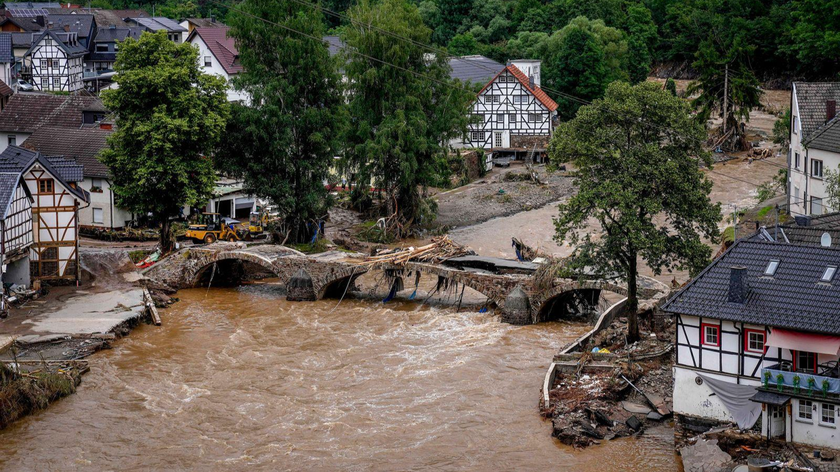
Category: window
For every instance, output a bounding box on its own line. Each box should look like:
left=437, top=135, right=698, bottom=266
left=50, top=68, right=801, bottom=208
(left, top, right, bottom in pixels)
left=822, top=403, right=836, bottom=426
left=204, top=55, right=211, bottom=67
left=822, top=266, right=837, bottom=282
left=795, top=350, right=817, bottom=373
left=799, top=400, right=813, bottom=421
left=794, top=152, right=800, bottom=170
left=765, top=259, right=780, bottom=276
left=494, top=132, right=503, bottom=147
left=528, top=113, right=542, bottom=122
left=37, top=179, right=54, bottom=195
left=46, top=58, right=55, bottom=69
left=53, top=77, right=60, bottom=88
left=793, top=115, right=798, bottom=134
left=92, top=207, right=103, bottom=224
left=812, top=159, right=824, bottom=178
left=470, top=131, right=485, bottom=142
left=484, top=95, right=500, bottom=104
left=812, top=196, right=824, bottom=215
left=496, top=114, right=504, bottom=124
left=90, top=178, right=103, bottom=192
left=41, top=78, right=48, bottom=89
left=745, top=329, right=765, bottom=353
left=794, top=186, right=800, bottom=205
left=7, top=135, right=15, bottom=147
left=701, top=323, right=719, bottom=347
left=509, top=113, right=516, bottom=124
left=95, top=44, right=109, bottom=52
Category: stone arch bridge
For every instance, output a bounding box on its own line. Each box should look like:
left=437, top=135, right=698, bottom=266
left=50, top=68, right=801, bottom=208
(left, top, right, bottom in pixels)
left=142, top=243, right=669, bottom=325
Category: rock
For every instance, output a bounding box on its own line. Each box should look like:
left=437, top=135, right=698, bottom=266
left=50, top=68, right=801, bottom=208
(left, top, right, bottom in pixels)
left=646, top=411, right=664, bottom=421
left=575, top=421, right=604, bottom=440
left=622, top=401, right=652, bottom=414
left=680, top=439, right=731, bottom=472
left=626, top=416, right=643, bottom=432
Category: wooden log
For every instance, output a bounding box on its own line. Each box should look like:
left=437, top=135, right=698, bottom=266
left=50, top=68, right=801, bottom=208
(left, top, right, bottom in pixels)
left=143, top=288, right=162, bottom=326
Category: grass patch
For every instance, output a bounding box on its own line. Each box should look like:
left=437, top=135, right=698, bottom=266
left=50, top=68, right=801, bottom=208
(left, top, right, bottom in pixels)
left=0, top=362, right=78, bottom=430
left=756, top=205, right=774, bottom=220
left=127, top=249, right=153, bottom=264
left=721, top=226, right=735, bottom=244
left=292, top=237, right=331, bottom=254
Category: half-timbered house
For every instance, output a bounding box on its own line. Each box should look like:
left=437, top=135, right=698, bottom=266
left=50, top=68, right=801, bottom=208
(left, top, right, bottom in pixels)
left=664, top=238, right=840, bottom=449
left=0, top=145, right=87, bottom=282
left=23, top=29, right=85, bottom=92
left=461, top=61, right=558, bottom=162
left=0, top=171, right=33, bottom=286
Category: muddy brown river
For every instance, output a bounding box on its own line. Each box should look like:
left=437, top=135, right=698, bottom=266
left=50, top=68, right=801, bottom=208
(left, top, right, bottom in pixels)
left=0, top=283, right=678, bottom=471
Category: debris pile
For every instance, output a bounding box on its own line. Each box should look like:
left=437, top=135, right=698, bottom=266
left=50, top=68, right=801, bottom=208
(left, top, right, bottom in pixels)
left=359, top=236, right=474, bottom=266
left=0, top=360, right=87, bottom=429
left=542, top=316, right=675, bottom=448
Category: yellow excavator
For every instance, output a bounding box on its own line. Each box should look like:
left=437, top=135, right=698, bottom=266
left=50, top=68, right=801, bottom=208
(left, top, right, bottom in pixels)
left=185, top=213, right=252, bottom=244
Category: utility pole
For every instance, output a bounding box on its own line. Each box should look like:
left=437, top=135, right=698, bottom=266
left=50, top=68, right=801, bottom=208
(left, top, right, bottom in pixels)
left=723, top=63, right=729, bottom=135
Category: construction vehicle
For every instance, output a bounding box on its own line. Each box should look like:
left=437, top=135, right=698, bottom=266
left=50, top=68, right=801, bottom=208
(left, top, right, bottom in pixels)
left=185, top=213, right=251, bottom=244
left=248, top=210, right=269, bottom=236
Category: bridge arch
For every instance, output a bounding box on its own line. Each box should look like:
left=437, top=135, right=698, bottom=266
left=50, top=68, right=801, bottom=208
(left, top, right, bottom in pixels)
left=189, top=251, right=283, bottom=287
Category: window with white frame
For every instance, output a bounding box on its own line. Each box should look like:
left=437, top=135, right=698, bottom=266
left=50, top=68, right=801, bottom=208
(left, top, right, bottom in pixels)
left=794, top=152, right=800, bottom=169
left=822, top=266, right=837, bottom=282
left=746, top=330, right=765, bottom=353
left=765, top=259, right=780, bottom=276
left=799, top=400, right=814, bottom=421
left=7, top=135, right=15, bottom=147
left=41, top=78, right=48, bottom=89
left=528, top=113, right=542, bottom=122
left=484, top=95, right=500, bottom=104
left=494, top=132, right=502, bottom=147
left=821, top=403, right=836, bottom=426
left=204, top=55, right=212, bottom=67
left=53, top=78, right=60, bottom=88
left=701, top=324, right=719, bottom=346
left=812, top=196, right=824, bottom=215
left=812, top=159, right=824, bottom=178
left=509, top=113, right=516, bottom=124
left=470, top=131, right=485, bottom=142
left=92, top=207, right=103, bottom=224
left=496, top=114, right=504, bottom=124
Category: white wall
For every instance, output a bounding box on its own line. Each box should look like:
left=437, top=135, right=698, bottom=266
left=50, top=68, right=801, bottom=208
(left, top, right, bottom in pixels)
left=673, top=366, right=760, bottom=422
left=0, top=132, right=31, bottom=153
left=189, top=35, right=250, bottom=104
left=790, top=398, right=840, bottom=449
left=78, top=177, right=133, bottom=229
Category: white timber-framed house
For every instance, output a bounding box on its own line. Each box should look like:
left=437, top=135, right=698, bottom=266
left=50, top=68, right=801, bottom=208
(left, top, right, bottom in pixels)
left=462, top=61, right=558, bottom=162
left=0, top=171, right=33, bottom=286
left=22, top=29, right=85, bottom=92
left=0, top=145, right=88, bottom=282
left=665, top=238, right=840, bottom=449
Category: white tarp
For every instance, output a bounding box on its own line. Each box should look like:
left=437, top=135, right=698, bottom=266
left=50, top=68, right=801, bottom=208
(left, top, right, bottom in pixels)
left=698, top=374, right=762, bottom=429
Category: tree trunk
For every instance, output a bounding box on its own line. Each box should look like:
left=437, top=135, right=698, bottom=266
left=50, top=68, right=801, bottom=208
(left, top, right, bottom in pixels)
left=159, top=216, right=173, bottom=254
left=625, top=257, right=640, bottom=344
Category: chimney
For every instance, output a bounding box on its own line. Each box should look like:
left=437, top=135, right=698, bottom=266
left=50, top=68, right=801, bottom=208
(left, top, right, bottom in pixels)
left=35, top=15, right=44, bottom=26
left=728, top=266, right=749, bottom=304
left=827, top=100, right=837, bottom=122
left=529, top=76, right=534, bottom=89
left=99, top=122, right=112, bottom=130
left=210, top=16, right=216, bottom=23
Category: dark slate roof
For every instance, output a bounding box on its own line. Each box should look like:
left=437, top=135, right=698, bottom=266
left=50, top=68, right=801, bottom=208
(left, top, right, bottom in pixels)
left=753, top=225, right=840, bottom=248
left=0, top=33, right=12, bottom=63
left=0, top=145, right=87, bottom=201
left=794, top=82, right=840, bottom=140
left=0, top=16, right=41, bottom=31
left=24, top=125, right=111, bottom=177
left=129, top=16, right=186, bottom=33
left=25, top=29, right=86, bottom=57
left=0, top=93, right=105, bottom=132
left=448, top=55, right=504, bottom=84
left=804, top=116, right=840, bottom=153
left=89, top=9, right=146, bottom=27
left=805, top=212, right=840, bottom=229
left=92, top=25, right=141, bottom=42
left=37, top=13, right=95, bottom=39
left=0, top=172, right=24, bottom=219
left=10, top=31, right=34, bottom=47
left=662, top=239, right=840, bottom=335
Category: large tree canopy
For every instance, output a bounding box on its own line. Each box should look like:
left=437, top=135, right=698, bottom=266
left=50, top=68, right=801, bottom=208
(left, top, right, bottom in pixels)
left=548, top=81, right=722, bottom=341
left=342, top=0, right=473, bottom=233
left=217, top=0, right=346, bottom=243
left=100, top=31, right=229, bottom=251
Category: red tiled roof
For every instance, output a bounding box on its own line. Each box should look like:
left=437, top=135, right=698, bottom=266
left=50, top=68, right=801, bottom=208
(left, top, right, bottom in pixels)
left=189, top=26, right=242, bottom=76
left=479, top=64, right=558, bottom=112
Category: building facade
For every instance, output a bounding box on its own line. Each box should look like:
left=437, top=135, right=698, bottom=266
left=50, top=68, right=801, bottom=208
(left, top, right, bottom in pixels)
left=186, top=26, right=247, bottom=103
left=788, top=82, right=840, bottom=216
left=23, top=29, right=85, bottom=92
left=461, top=61, right=558, bottom=161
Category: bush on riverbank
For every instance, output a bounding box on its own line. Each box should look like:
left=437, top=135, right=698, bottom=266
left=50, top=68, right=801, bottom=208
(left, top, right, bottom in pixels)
left=0, top=362, right=79, bottom=429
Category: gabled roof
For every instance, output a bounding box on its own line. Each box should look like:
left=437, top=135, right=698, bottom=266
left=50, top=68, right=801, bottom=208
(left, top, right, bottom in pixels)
left=187, top=26, right=241, bottom=75
left=92, top=25, right=141, bottom=42
left=794, top=82, right=840, bottom=141
left=35, top=13, right=95, bottom=38
left=183, top=17, right=224, bottom=28
left=662, top=239, right=840, bottom=335
left=478, top=64, right=558, bottom=112
left=803, top=115, right=840, bottom=153
left=0, top=93, right=105, bottom=132
left=0, top=145, right=87, bottom=201
left=449, top=55, right=504, bottom=85
left=0, top=171, right=28, bottom=219
left=0, top=16, right=41, bottom=31
left=24, top=125, right=111, bottom=178
left=25, top=29, right=86, bottom=58
left=89, top=8, right=146, bottom=27
left=10, top=31, right=33, bottom=47
left=127, top=16, right=186, bottom=33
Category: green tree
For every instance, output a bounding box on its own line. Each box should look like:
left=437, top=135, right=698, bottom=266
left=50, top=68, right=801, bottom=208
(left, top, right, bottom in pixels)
left=447, top=33, right=480, bottom=55
left=784, top=0, right=840, bottom=74
left=100, top=31, right=229, bottom=251
left=434, top=0, right=472, bottom=44
left=220, top=0, right=346, bottom=243
left=625, top=3, right=657, bottom=83
left=825, top=166, right=840, bottom=213
left=505, top=31, right=550, bottom=59
left=343, top=0, right=473, bottom=233
left=773, top=108, right=792, bottom=146
left=548, top=81, right=721, bottom=342
left=544, top=20, right=610, bottom=118
left=664, top=77, right=678, bottom=96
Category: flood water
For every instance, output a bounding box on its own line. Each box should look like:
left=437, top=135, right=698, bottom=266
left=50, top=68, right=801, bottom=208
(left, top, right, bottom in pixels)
left=0, top=282, right=678, bottom=471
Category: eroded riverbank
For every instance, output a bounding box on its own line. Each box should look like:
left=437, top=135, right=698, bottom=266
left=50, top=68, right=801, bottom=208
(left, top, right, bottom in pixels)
left=0, top=282, right=677, bottom=470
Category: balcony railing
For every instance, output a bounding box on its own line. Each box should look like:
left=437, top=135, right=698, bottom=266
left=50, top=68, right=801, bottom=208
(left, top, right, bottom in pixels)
left=761, top=364, right=840, bottom=397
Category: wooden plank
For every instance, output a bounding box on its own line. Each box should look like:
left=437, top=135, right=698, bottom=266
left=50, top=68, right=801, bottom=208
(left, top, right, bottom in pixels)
left=143, top=288, right=161, bottom=326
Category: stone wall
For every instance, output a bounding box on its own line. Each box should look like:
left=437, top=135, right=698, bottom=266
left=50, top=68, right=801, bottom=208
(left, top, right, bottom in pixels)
left=510, top=135, right=550, bottom=150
